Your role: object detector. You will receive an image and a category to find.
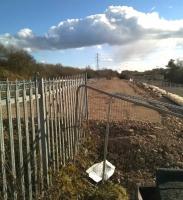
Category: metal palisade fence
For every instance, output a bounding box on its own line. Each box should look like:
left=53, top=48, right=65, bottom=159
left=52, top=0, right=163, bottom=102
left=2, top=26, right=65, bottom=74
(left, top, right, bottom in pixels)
left=0, top=74, right=88, bottom=200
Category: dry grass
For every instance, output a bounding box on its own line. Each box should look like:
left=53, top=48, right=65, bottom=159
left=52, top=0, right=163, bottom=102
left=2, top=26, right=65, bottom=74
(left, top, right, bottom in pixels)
left=45, top=133, right=129, bottom=200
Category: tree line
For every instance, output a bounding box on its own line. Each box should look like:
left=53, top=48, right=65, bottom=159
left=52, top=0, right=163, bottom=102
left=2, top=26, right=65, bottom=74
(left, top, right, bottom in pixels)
left=2, top=44, right=181, bottom=83
left=120, top=59, right=183, bottom=84
left=0, top=44, right=119, bottom=80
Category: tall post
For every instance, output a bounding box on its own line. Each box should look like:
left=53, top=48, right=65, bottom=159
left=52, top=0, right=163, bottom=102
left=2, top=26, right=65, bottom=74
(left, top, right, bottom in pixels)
left=84, top=73, right=88, bottom=122
left=96, top=53, right=99, bottom=71
left=74, top=83, right=80, bottom=158
left=38, top=77, right=49, bottom=187
left=102, top=97, right=112, bottom=182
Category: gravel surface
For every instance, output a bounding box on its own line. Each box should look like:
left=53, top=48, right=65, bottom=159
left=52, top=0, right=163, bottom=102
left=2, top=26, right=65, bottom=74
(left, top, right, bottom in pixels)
left=88, top=79, right=161, bottom=123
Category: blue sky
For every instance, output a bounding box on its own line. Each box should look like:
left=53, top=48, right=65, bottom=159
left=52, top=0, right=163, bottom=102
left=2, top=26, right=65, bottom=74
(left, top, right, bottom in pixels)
left=0, top=0, right=183, bottom=71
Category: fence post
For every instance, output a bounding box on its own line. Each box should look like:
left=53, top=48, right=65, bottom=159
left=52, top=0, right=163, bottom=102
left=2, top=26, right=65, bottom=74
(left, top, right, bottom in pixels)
left=38, top=77, right=49, bottom=187
left=84, top=73, right=88, bottom=122
left=6, top=80, right=17, bottom=199
left=0, top=89, right=7, bottom=200
left=102, top=97, right=112, bottom=182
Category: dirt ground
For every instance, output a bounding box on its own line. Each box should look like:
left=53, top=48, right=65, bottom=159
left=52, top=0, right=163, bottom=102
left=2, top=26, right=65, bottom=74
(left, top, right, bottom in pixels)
left=40, top=78, right=183, bottom=200
left=89, top=117, right=183, bottom=200
left=87, top=78, right=183, bottom=200
left=89, top=78, right=146, bottom=95
left=88, top=78, right=161, bottom=123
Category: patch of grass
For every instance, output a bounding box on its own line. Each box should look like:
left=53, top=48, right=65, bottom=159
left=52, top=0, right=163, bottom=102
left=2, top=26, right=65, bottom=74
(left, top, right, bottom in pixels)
left=86, top=182, right=129, bottom=200
left=45, top=134, right=129, bottom=200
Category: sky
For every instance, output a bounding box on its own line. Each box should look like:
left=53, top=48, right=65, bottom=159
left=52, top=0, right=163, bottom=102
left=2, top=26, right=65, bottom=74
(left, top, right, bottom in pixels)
left=0, top=0, right=183, bottom=72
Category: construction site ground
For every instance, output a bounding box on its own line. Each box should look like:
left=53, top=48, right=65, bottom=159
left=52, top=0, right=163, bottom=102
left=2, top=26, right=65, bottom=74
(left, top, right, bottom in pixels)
left=88, top=78, right=183, bottom=199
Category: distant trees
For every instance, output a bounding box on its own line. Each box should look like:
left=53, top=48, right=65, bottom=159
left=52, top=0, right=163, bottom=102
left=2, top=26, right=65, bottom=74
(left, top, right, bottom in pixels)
left=165, top=59, right=183, bottom=84
left=2, top=43, right=183, bottom=83
left=0, top=44, right=119, bottom=80
left=97, top=69, right=119, bottom=79
left=119, top=70, right=142, bottom=80
left=119, top=59, right=183, bottom=84
left=7, top=50, right=36, bottom=74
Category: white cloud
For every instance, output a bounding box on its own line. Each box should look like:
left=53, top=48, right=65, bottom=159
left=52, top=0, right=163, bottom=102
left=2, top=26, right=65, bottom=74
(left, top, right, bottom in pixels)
left=75, top=47, right=85, bottom=51
left=2, top=6, right=183, bottom=50
left=113, top=39, right=159, bottom=62
left=102, top=57, right=113, bottom=62
left=1, top=5, right=183, bottom=70
left=96, top=45, right=102, bottom=49
left=40, top=60, right=46, bottom=63
left=17, top=28, right=34, bottom=38
left=23, top=47, right=32, bottom=53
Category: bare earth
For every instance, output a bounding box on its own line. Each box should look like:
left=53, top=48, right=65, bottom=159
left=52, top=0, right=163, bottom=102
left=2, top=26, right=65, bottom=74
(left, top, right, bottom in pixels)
left=88, top=78, right=161, bottom=123
left=88, top=78, right=183, bottom=199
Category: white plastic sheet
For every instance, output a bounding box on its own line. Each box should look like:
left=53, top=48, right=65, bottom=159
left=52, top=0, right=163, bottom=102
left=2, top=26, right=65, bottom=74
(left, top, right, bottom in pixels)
left=86, top=160, right=115, bottom=183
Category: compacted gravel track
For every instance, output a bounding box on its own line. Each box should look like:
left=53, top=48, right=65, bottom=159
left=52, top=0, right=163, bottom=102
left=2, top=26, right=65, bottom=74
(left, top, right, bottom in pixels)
left=88, top=78, right=161, bottom=123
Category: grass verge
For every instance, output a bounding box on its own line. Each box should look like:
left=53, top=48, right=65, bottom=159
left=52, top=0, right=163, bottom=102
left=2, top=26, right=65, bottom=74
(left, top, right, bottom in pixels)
left=44, top=132, right=129, bottom=200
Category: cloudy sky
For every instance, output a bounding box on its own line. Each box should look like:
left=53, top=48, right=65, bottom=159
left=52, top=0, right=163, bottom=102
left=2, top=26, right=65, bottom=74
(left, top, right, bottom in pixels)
left=1, top=0, right=183, bottom=71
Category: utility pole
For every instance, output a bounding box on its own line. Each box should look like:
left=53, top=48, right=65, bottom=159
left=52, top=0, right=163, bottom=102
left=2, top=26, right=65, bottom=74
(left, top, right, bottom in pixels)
left=96, top=53, right=99, bottom=70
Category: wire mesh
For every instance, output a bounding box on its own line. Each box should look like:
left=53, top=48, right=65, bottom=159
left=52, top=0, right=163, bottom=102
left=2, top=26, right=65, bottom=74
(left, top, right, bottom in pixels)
left=88, top=87, right=162, bottom=123
left=86, top=82, right=183, bottom=199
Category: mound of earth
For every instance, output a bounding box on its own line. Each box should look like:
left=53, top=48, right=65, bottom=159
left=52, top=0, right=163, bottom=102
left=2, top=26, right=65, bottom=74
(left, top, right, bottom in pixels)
left=89, top=116, right=183, bottom=199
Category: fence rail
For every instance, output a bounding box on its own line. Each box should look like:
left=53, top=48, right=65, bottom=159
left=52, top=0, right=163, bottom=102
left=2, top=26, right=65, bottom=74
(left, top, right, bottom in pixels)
left=0, top=74, right=87, bottom=199
left=134, top=79, right=183, bottom=97
left=134, top=79, right=183, bottom=88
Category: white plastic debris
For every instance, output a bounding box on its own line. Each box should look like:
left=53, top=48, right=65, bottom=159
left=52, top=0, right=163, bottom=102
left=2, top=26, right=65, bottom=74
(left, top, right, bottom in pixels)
left=86, top=160, right=115, bottom=183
